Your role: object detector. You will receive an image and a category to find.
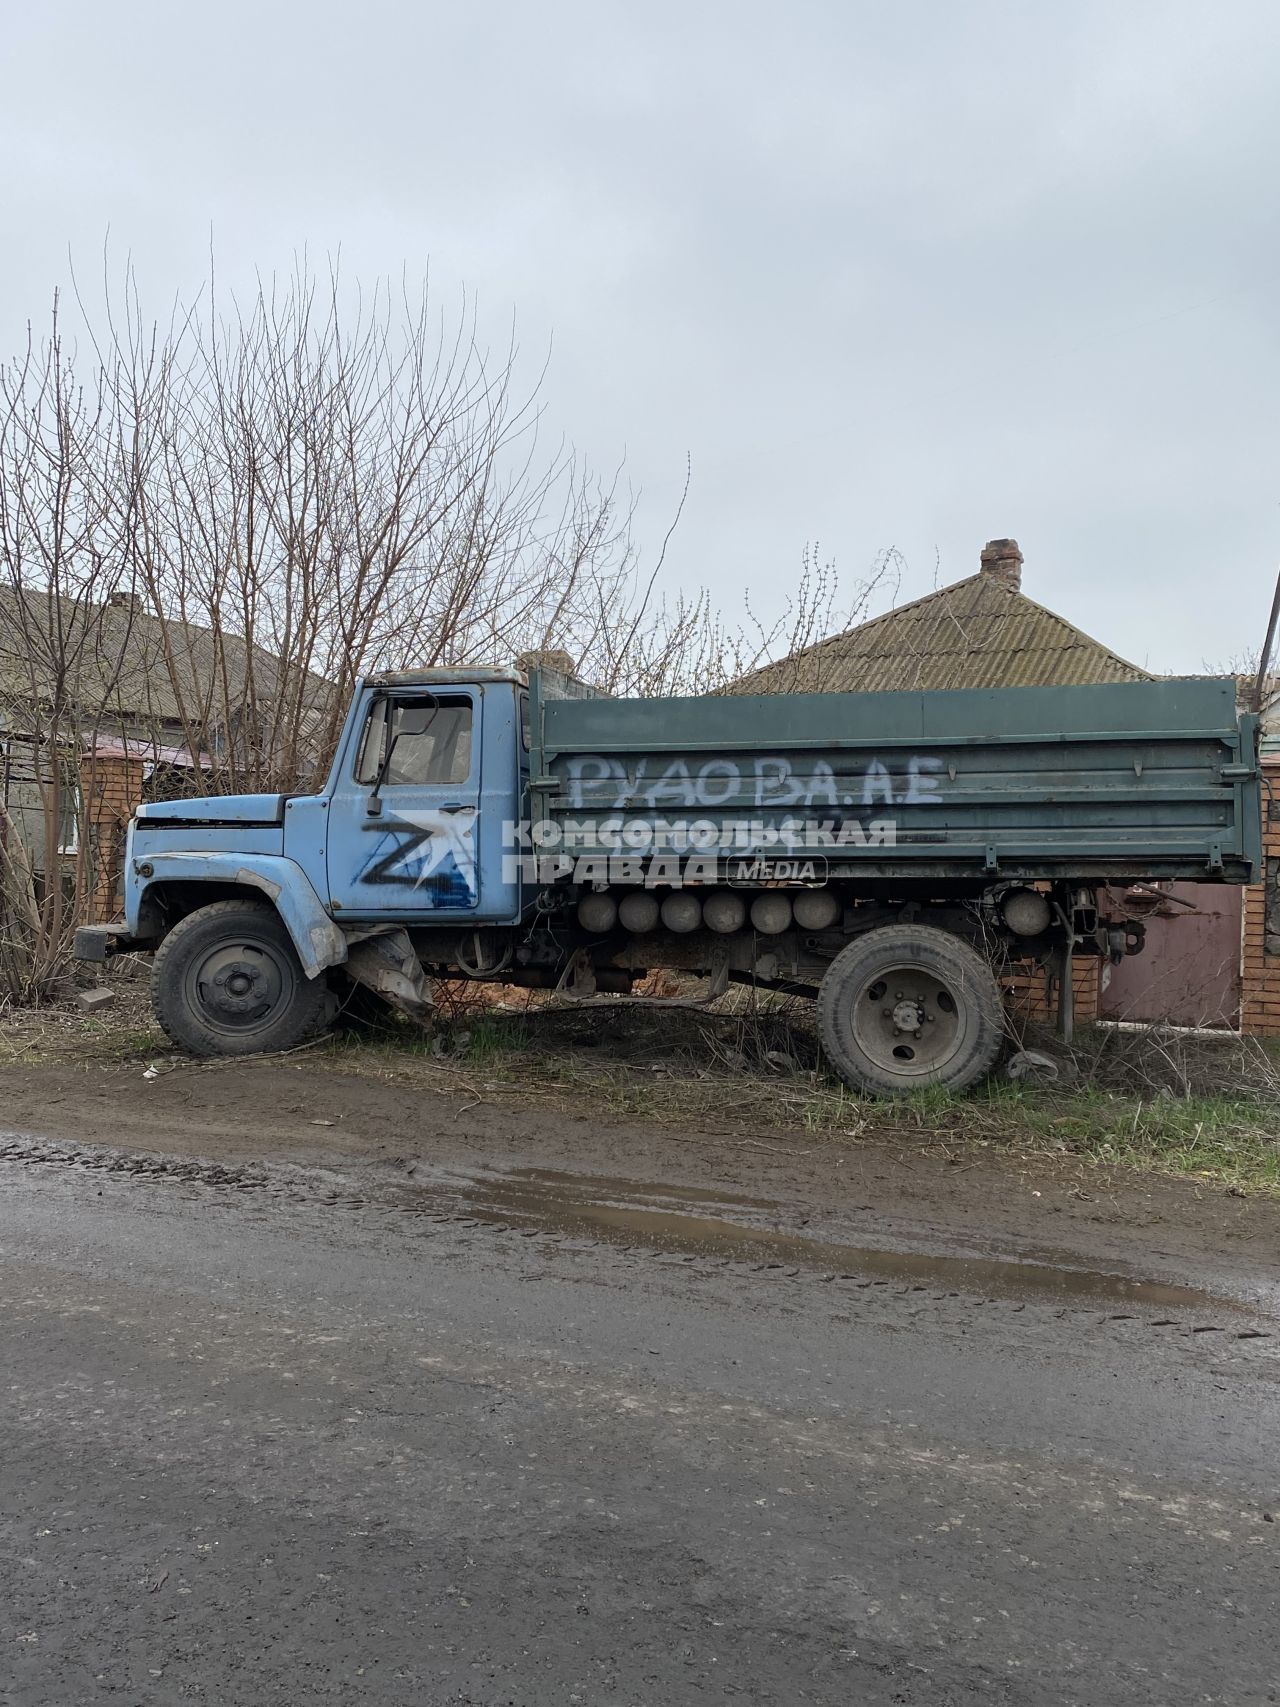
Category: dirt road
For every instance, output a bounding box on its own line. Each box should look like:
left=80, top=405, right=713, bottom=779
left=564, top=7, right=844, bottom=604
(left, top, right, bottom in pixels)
left=1, top=1058, right=1278, bottom=1703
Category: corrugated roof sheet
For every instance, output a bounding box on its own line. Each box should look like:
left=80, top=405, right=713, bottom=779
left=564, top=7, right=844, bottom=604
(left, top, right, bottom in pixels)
left=0, top=588, right=333, bottom=732
left=730, top=571, right=1151, bottom=696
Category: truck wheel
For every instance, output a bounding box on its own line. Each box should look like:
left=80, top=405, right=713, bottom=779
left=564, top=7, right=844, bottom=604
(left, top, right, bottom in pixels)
left=151, top=899, right=332, bottom=1057
left=817, top=924, right=1004, bottom=1097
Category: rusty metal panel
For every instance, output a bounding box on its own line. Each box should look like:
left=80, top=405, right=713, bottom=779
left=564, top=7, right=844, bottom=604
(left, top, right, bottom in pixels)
left=1100, top=883, right=1243, bottom=1027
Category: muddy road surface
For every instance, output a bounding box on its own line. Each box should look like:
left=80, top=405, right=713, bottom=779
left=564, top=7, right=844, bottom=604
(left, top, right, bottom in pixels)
left=1, top=1074, right=1278, bottom=1704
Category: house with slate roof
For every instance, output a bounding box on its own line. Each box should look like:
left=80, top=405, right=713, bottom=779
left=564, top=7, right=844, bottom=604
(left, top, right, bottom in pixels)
left=0, top=587, right=333, bottom=919
left=731, top=539, right=1150, bottom=696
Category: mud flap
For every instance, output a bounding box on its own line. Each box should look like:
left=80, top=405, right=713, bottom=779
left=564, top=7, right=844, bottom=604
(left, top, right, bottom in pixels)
left=344, top=929, right=434, bottom=1021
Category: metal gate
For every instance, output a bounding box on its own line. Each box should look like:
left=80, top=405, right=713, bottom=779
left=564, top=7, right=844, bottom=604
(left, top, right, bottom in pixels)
left=1100, top=882, right=1242, bottom=1029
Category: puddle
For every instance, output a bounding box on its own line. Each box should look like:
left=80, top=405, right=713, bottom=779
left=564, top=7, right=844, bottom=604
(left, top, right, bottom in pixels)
left=441, top=1167, right=1242, bottom=1315
left=492, top=1166, right=780, bottom=1213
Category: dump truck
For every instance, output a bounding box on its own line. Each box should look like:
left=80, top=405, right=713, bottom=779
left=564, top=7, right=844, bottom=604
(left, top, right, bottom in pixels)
left=75, top=667, right=1262, bottom=1095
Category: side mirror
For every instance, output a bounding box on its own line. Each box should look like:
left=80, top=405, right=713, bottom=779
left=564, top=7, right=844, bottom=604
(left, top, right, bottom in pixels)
left=359, top=697, right=394, bottom=817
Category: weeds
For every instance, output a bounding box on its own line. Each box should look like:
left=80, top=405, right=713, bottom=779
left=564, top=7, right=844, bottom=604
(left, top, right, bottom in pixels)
left=980, top=1080, right=1280, bottom=1188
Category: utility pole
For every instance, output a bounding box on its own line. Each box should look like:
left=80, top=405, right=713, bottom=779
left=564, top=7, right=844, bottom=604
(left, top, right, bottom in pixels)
left=1252, top=562, right=1280, bottom=713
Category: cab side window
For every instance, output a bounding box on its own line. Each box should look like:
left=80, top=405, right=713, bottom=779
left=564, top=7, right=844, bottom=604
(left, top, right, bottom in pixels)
left=355, top=695, right=473, bottom=787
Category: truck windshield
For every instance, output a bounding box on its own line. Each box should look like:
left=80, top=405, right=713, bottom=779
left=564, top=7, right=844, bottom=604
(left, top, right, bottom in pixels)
left=355, top=695, right=473, bottom=788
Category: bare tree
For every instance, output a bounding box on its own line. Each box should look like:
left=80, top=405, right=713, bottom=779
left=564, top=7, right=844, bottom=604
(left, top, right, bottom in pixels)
left=90, top=259, right=651, bottom=791
left=0, top=253, right=869, bottom=1003
left=709, top=545, right=904, bottom=697
left=0, top=258, right=678, bottom=996
left=0, top=296, right=141, bottom=1000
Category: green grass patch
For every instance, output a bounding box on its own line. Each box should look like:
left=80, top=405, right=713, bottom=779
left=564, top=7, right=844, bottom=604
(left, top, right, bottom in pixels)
left=81, top=1023, right=165, bottom=1062
left=980, top=1083, right=1280, bottom=1190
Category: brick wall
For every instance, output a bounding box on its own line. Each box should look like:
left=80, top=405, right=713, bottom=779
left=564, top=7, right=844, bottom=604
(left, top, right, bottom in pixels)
left=1240, top=756, right=1280, bottom=1036
left=1004, top=956, right=1101, bottom=1033
left=79, top=751, right=145, bottom=923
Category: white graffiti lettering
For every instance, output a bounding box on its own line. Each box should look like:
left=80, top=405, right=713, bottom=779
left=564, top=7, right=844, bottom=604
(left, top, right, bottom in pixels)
left=903, top=755, right=945, bottom=804
left=564, top=751, right=946, bottom=813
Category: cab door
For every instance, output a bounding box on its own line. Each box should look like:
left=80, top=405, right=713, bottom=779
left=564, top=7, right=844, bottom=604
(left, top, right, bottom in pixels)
left=326, top=688, right=483, bottom=919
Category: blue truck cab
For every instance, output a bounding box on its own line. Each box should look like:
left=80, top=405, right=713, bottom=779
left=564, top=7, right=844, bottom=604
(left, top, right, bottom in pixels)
left=117, top=668, right=528, bottom=974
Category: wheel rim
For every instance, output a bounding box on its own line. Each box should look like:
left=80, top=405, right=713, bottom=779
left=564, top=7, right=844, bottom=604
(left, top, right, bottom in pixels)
left=184, top=935, right=296, bottom=1040
left=851, top=963, right=965, bottom=1079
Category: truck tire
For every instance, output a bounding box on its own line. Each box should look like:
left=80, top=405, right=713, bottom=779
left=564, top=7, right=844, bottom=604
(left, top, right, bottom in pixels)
left=817, top=924, right=1004, bottom=1097
left=151, top=899, right=332, bottom=1057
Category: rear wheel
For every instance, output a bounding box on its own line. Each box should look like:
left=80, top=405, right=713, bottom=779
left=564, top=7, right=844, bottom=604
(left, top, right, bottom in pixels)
left=151, top=899, right=332, bottom=1057
left=817, top=924, right=1004, bottom=1097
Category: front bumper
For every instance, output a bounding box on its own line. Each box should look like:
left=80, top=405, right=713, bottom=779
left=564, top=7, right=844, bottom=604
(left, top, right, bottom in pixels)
left=73, top=923, right=152, bottom=962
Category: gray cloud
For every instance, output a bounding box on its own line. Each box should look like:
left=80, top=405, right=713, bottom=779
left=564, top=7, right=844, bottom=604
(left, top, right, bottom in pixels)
left=3, top=0, right=1278, bottom=671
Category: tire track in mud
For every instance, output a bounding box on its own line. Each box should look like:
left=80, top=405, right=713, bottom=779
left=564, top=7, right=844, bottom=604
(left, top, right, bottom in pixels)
left=1, top=1132, right=1275, bottom=1354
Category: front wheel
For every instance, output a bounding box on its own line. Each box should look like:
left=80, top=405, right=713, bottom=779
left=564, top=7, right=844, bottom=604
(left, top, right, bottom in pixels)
left=151, top=899, right=332, bottom=1057
left=817, top=924, right=1005, bottom=1097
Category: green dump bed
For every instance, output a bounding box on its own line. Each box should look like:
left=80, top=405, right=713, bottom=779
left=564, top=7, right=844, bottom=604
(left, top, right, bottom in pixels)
left=526, top=675, right=1261, bottom=885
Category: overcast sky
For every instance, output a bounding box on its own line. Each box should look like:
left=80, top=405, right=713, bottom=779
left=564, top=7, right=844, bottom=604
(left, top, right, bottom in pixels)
left=5, top=0, right=1278, bottom=673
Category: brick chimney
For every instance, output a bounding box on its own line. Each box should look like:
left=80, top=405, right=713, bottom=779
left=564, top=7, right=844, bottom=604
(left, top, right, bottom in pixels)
left=979, top=538, right=1023, bottom=591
